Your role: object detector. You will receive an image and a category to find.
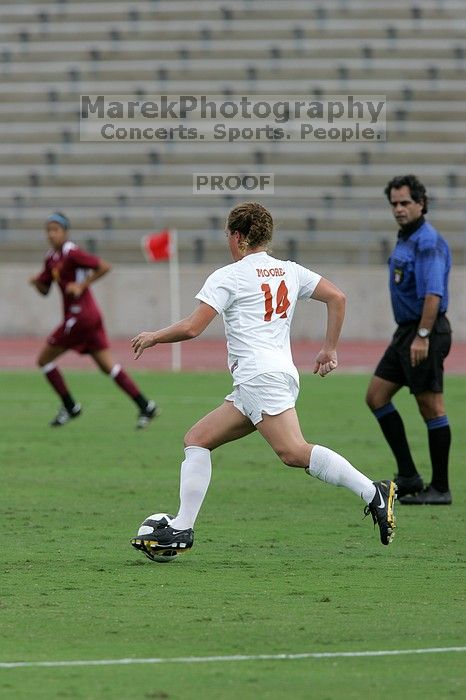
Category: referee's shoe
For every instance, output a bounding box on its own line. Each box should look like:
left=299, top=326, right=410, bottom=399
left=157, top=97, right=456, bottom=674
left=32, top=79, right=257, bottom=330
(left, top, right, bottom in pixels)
left=364, top=480, right=397, bottom=545
left=399, top=484, right=452, bottom=505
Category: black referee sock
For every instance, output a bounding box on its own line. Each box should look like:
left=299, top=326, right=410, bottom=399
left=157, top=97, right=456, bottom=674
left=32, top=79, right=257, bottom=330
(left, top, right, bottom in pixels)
left=372, top=403, right=418, bottom=477
left=426, top=417, right=451, bottom=493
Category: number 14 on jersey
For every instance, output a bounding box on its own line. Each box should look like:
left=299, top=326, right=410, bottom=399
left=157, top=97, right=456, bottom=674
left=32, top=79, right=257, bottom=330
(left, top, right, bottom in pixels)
left=261, top=281, right=290, bottom=321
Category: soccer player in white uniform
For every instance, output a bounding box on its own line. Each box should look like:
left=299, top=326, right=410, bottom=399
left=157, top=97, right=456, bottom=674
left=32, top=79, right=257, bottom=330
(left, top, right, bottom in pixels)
left=130, top=202, right=396, bottom=558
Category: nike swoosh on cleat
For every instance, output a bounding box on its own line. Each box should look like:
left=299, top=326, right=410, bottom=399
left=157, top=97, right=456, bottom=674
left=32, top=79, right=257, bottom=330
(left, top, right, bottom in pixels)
left=376, top=488, right=386, bottom=509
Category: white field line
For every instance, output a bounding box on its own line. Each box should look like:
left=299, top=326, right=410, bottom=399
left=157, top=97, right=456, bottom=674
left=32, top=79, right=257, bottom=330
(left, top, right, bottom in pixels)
left=1, top=646, right=466, bottom=670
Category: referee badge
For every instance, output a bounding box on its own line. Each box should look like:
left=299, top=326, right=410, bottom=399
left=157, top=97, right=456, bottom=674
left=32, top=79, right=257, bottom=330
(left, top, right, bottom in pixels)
left=394, top=267, right=403, bottom=284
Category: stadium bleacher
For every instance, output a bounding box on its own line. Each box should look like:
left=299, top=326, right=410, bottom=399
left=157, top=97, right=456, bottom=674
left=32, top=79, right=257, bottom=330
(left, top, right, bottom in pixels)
left=0, top=0, right=465, bottom=264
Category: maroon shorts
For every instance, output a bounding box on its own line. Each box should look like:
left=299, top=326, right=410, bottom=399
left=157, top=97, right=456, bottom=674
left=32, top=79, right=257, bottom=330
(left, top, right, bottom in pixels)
left=47, top=315, right=109, bottom=355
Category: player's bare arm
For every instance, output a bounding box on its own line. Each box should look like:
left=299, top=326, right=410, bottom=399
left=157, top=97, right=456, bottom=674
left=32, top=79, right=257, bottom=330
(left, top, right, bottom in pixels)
left=410, top=293, right=441, bottom=367
left=65, top=260, right=112, bottom=298
left=310, top=277, right=346, bottom=377
left=132, top=302, right=218, bottom=359
left=29, top=275, right=50, bottom=295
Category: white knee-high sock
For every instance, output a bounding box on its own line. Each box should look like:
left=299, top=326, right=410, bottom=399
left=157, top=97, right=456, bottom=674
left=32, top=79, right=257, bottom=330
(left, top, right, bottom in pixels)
left=307, top=445, right=376, bottom=504
left=170, top=446, right=212, bottom=530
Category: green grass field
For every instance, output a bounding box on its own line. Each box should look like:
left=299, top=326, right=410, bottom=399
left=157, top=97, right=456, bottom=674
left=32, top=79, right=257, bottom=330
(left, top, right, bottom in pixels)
left=1, top=371, right=465, bottom=700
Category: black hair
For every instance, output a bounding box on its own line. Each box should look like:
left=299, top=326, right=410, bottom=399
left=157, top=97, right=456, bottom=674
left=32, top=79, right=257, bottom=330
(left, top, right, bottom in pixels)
left=384, top=175, right=428, bottom=214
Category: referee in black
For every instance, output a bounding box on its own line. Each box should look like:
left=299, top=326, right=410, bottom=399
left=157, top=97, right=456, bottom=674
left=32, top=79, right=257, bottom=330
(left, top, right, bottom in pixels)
left=366, top=175, right=453, bottom=504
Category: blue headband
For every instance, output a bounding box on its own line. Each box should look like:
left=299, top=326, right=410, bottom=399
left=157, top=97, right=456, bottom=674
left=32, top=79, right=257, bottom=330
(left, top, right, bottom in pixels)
left=46, top=213, right=69, bottom=229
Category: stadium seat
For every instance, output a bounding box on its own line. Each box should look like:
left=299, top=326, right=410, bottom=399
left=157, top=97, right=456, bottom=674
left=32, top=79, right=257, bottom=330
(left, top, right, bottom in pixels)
left=0, top=0, right=464, bottom=264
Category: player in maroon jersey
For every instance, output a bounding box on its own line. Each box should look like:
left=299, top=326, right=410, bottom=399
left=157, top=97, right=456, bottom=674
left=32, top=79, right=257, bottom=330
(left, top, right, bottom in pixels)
left=29, top=212, right=158, bottom=428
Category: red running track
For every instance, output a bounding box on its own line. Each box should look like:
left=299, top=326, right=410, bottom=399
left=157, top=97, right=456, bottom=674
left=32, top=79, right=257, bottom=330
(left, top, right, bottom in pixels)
left=1, top=337, right=465, bottom=373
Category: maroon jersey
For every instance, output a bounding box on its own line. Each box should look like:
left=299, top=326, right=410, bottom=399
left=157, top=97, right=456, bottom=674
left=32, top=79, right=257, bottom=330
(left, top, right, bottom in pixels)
left=37, top=241, right=109, bottom=354
left=37, top=241, right=103, bottom=322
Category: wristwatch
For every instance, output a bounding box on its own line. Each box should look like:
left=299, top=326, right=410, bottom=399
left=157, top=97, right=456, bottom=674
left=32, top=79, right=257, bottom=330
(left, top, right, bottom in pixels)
left=417, top=327, right=431, bottom=338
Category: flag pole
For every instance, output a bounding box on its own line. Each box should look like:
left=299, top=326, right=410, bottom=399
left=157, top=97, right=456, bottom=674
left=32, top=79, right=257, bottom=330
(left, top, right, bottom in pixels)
left=169, top=229, right=181, bottom=371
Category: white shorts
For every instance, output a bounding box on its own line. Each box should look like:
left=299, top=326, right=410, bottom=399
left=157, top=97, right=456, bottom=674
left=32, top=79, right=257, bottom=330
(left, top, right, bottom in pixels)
left=225, top=372, right=299, bottom=426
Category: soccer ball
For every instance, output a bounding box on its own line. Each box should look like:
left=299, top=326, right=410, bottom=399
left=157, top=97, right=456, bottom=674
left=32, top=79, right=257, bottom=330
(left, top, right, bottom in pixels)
left=137, top=512, right=178, bottom=563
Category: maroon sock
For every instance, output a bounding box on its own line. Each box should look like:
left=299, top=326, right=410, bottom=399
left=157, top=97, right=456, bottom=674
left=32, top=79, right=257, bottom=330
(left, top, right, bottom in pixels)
left=43, top=365, right=69, bottom=398
left=42, top=364, right=76, bottom=411
left=111, top=365, right=141, bottom=400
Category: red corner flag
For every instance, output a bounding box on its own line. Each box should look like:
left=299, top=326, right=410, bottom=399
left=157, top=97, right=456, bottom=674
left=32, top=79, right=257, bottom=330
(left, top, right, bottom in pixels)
left=142, top=229, right=171, bottom=262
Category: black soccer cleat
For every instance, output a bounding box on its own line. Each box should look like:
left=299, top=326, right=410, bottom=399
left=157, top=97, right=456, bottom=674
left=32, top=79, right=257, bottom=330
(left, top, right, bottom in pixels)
left=130, top=515, right=193, bottom=562
left=130, top=514, right=174, bottom=562
left=50, top=403, right=82, bottom=427
left=130, top=536, right=179, bottom=563
left=136, top=400, right=159, bottom=429
left=394, top=473, right=424, bottom=498
left=131, top=525, right=193, bottom=557
left=364, top=479, right=397, bottom=545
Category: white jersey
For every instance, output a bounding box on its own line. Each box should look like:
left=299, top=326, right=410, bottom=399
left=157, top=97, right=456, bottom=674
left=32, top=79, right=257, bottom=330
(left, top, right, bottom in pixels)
left=195, top=251, right=321, bottom=385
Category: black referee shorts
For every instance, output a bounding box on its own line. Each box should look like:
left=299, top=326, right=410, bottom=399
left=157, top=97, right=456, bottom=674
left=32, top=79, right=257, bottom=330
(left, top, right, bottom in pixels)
left=374, top=315, right=452, bottom=395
